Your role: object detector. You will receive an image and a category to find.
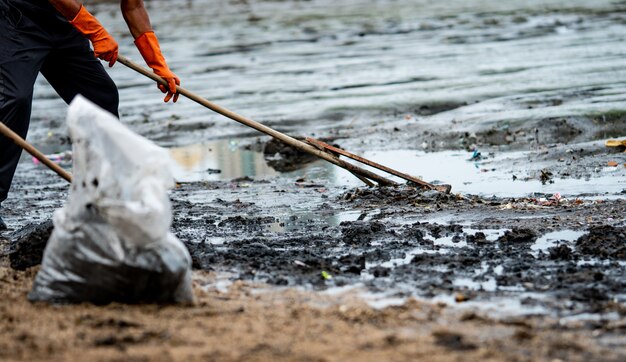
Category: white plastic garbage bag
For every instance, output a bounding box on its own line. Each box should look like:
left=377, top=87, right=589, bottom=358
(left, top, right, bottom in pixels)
left=29, top=96, right=193, bottom=304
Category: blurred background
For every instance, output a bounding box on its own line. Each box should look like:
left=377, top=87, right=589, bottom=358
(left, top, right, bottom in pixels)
left=21, top=0, right=626, bottom=193
left=29, top=0, right=626, bottom=144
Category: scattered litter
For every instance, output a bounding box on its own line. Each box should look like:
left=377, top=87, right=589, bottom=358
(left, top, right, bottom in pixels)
left=468, top=149, right=482, bottom=161
left=294, top=260, right=308, bottom=267
left=539, top=169, right=553, bottom=185
left=29, top=97, right=193, bottom=304
left=499, top=193, right=567, bottom=209
left=32, top=151, right=72, bottom=166
left=605, top=139, right=626, bottom=150
left=607, top=161, right=618, bottom=167
left=536, top=192, right=562, bottom=206
left=321, top=271, right=333, bottom=280
left=455, top=293, right=471, bottom=303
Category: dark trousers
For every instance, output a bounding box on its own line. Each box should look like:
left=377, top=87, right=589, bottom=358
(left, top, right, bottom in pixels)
left=0, top=0, right=119, bottom=203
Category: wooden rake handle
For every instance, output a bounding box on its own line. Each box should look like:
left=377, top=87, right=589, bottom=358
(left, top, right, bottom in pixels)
left=117, top=54, right=399, bottom=187
left=0, top=56, right=451, bottom=193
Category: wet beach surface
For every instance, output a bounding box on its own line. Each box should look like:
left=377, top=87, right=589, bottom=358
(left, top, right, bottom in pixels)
left=2, top=0, right=626, bottom=360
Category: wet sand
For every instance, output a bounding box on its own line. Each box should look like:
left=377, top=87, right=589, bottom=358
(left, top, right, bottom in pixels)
left=1, top=267, right=624, bottom=362
left=1, top=0, right=626, bottom=360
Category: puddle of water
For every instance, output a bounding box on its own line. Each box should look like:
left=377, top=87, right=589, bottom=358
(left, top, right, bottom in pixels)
left=376, top=248, right=442, bottom=269
left=169, top=140, right=281, bottom=182
left=328, top=149, right=626, bottom=197
left=429, top=292, right=551, bottom=317
left=430, top=235, right=467, bottom=248
left=168, top=141, right=626, bottom=198
left=362, top=248, right=435, bottom=273
left=531, top=230, right=587, bottom=256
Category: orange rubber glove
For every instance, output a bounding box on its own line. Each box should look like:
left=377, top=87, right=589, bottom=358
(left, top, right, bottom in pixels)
left=134, top=31, right=180, bottom=103
left=69, top=6, right=118, bottom=67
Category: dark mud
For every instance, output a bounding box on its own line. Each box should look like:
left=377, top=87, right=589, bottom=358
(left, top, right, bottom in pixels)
left=576, top=226, right=626, bottom=260
left=170, top=183, right=626, bottom=318
left=3, top=163, right=625, bottom=319
left=7, top=220, right=53, bottom=271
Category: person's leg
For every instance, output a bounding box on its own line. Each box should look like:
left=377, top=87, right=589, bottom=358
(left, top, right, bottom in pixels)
left=0, top=15, right=49, bottom=230
left=0, top=9, right=49, bottom=208
left=0, top=63, right=39, bottom=204
left=41, top=32, right=119, bottom=118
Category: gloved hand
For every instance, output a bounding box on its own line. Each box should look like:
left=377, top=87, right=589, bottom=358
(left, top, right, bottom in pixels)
left=134, top=31, right=180, bottom=103
left=69, top=6, right=118, bottom=67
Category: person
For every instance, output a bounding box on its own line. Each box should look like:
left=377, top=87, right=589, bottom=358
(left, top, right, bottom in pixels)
left=0, top=0, right=180, bottom=230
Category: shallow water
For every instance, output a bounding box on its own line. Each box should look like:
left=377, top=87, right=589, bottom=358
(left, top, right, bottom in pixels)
left=23, top=0, right=626, bottom=198
left=530, top=229, right=587, bottom=255
left=168, top=138, right=626, bottom=197
left=27, top=0, right=626, bottom=146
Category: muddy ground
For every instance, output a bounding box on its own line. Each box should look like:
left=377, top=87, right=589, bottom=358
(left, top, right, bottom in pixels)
left=2, top=0, right=626, bottom=360
left=3, top=267, right=626, bottom=362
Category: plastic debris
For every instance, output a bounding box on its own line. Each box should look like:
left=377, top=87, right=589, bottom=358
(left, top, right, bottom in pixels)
left=29, top=97, right=193, bottom=304
left=468, top=149, right=482, bottom=161
left=293, top=260, right=308, bottom=267
left=321, top=271, right=333, bottom=280
left=455, top=293, right=470, bottom=303
left=536, top=192, right=562, bottom=206
left=499, top=193, right=567, bottom=209
left=32, top=151, right=72, bottom=166
left=605, top=139, right=626, bottom=148
left=607, top=161, right=618, bottom=167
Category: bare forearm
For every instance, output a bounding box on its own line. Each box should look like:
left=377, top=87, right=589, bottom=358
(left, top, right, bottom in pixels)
left=47, top=0, right=81, bottom=20
left=121, top=0, right=153, bottom=39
